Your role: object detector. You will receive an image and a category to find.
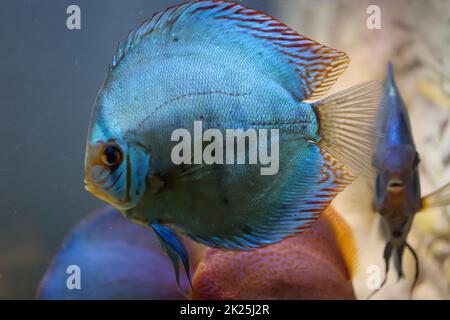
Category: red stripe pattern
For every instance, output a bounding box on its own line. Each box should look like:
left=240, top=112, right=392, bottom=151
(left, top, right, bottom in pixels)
left=111, top=0, right=349, bottom=101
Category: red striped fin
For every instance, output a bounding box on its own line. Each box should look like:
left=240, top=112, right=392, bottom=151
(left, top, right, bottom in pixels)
left=111, top=0, right=349, bottom=101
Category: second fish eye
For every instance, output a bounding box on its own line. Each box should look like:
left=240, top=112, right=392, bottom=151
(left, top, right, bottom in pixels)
left=414, top=152, right=421, bottom=166
left=101, top=144, right=122, bottom=167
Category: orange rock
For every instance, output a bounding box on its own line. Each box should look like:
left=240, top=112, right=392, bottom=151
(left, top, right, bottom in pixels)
left=190, top=206, right=357, bottom=300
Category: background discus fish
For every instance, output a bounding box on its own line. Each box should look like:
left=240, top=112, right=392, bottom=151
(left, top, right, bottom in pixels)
left=37, top=206, right=356, bottom=300
left=84, top=0, right=382, bottom=285
left=36, top=207, right=203, bottom=300
left=370, top=63, right=450, bottom=298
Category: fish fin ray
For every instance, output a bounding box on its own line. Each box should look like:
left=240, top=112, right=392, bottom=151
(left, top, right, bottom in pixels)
left=111, top=3, right=189, bottom=68
left=111, top=0, right=348, bottom=100
left=150, top=223, right=192, bottom=288
left=314, top=81, right=383, bottom=179
left=421, top=182, right=450, bottom=209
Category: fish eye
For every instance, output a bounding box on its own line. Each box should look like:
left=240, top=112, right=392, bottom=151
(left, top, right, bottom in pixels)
left=101, top=144, right=123, bottom=167
left=414, top=152, right=421, bottom=166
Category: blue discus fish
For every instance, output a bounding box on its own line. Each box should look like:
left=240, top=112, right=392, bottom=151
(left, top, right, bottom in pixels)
left=370, top=63, right=450, bottom=297
left=84, top=0, right=382, bottom=285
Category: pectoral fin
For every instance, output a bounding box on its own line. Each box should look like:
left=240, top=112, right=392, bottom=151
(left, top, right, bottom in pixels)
left=150, top=223, right=191, bottom=289
left=421, top=182, right=450, bottom=209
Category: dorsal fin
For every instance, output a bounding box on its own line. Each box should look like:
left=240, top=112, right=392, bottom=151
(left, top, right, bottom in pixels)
left=111, top=0, right=349, bottom=101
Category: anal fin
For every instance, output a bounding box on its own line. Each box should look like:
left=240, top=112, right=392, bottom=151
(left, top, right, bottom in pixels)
left=287, top=150, right=356, bottom=232
left=187, top=147, right=356, bottom=251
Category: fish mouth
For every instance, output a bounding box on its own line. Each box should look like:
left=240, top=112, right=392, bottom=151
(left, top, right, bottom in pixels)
left=84, top=177, right=132, bottom=210
left=387, top=179, right=405, bottom=192
left=84, top=178, right=100, bottom=197
left=84, top=178, right=114, bottom=204
left=84, top=178, right=92, bottom=192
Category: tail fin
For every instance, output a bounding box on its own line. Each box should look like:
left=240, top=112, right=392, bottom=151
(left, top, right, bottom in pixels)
left=421, top=182, right=450, bottom=209
left=314, top=81, right=383, bottom=178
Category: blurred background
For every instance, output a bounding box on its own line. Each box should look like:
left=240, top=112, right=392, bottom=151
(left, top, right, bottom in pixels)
left=0, top=0, right=448, bottom=299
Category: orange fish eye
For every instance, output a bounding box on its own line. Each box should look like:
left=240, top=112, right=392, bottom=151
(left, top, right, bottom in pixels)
left=101, top=144, right=123, bottom=167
